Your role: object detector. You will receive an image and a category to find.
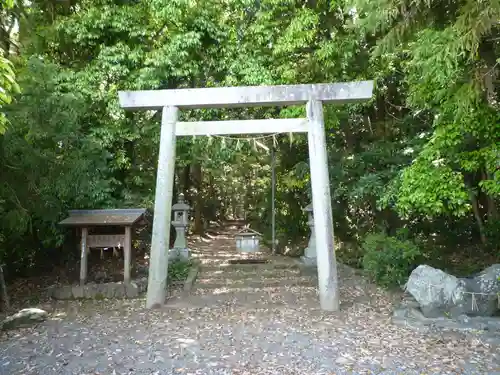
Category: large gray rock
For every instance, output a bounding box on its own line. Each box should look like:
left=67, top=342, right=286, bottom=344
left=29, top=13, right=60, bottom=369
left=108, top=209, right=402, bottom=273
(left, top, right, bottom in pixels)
left=406, top=264, right=500, bottom=318
left=1, top=308, right=48, bottom=330
left=406, top=265, right=466, bottom=318
left=463, top=264, right=500, bottom=316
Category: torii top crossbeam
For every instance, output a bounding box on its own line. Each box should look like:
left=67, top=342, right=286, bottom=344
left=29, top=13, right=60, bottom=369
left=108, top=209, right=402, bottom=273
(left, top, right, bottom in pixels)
left=117, top=80, right=374, bottom=311
left=118, top=81, right=373, bottom=109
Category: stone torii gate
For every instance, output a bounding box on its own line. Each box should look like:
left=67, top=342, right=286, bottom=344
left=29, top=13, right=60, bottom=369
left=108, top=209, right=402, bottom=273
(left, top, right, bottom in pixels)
left=118, top=81, right=374, bottom=310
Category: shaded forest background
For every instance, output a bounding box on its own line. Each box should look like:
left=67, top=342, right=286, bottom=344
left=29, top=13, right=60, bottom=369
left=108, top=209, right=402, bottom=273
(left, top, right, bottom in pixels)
left=0, top=0, right=498, bottom=288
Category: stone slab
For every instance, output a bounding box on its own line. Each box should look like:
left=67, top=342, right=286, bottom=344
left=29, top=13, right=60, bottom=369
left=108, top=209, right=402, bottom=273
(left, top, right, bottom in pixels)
left=392, top=304, right=500, bottom=342
left=49, top=279, right=148, bottom=300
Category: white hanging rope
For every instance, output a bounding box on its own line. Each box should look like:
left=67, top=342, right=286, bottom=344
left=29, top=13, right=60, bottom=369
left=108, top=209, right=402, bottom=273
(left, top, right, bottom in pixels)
left=471, top=293, right=478, bottom=312
left=210, top=133, right=279, bottom=153
left=192, top=131, right=300, bottom=153
left=411, top=281, right=500, bottom=313
left=212, top=133, right=279, bottom=141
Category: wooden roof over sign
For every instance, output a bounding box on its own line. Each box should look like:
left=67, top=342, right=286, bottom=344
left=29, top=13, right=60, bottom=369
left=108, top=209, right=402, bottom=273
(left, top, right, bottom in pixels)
left=59, top=209, right=147, bottom=227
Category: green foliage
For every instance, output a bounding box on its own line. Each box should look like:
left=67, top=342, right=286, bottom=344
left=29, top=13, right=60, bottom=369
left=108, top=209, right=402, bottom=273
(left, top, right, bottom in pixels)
left=0, top=58, right=114, bottom=271
left=0, top=0, right=498, bottom=280
left=0, top=0, right=22, bottom=132
left=362, top=232, right=422, bottom=287
left=484, top=219, right=500, bottom=248
left=393, top=160, right=471, bottom=217
left=0, top=54, right=19, bottom=133
left=168, top=260, right=192, bottom=283
left=350, top=0, right=500, bottom=244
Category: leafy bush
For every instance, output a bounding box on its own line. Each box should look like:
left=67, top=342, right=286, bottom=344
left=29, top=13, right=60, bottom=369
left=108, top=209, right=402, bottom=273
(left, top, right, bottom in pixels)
left=337, top=241, right=364, bottom=269
left=484, top=219, right=500, bottom=249
left=167, top=260, right=192, bottom=283
left=361, top=232, right=421, bottom=287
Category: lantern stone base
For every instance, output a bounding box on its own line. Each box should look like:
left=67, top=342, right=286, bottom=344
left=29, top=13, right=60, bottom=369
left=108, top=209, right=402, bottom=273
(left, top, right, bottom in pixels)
left=295, top=258, right=317, bottom=277
left=299, top=241, right=318, bottom=275
left=303, top=242, right=317, bottom=259
left=300, top=253, right=317, bottom=267
left=300, top=234, right=317, bottom=267
left=168, top=247, right=190, bottom=262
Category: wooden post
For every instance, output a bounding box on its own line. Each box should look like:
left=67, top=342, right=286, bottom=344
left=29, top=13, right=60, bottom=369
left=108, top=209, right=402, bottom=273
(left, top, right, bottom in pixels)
left=0, top=264, right=10, bottom=311
left=124, top=226, right=132, bottom=283
left=306, top=99, right=339, bottom=311
left=271, top=145, right=276, bottom=254
left=80, top=227, right=88, bottom=286
left=146, top=106, right=178, bottom=308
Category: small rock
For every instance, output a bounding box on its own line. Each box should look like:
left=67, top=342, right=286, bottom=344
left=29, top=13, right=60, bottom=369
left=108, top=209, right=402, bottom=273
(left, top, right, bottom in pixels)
left=1, top=308, right=48, bottom=330
left=335, top=356, right=353, bottom=365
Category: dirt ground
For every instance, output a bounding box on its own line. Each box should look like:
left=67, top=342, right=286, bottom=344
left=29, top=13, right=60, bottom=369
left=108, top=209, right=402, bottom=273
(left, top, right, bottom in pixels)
left=1, top=228, right=499, bottom=375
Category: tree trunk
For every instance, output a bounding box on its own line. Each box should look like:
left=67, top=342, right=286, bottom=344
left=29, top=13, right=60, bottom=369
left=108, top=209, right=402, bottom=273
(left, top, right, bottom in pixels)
left=0, top=264, right=10, bottom=311
left=468, top=188, right=487, bottom=244
left=182, top=164, right=191, bottom=202
left=243, top=170, right=254, bottom=221
left=205, top=174, right=218, bottom=222
left=484, top=170, right=498, bottom=221
left=193, top=163, right=204, bottom=234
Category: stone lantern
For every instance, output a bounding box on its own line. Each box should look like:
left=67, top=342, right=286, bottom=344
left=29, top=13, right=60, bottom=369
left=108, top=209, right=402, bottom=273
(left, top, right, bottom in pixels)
left=301, top=202, right=317, bottom=266
left=169, top=193, right=191, bottom=261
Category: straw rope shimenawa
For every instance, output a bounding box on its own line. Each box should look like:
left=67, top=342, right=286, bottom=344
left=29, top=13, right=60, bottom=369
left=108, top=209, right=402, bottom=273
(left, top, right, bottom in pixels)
left=199, top=132, right=283, bottom=153
left=408, top=281, right=500, bottom=312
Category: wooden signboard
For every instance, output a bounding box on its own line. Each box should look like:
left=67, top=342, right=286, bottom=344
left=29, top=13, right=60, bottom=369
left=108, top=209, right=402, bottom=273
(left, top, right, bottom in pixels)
left=59, top=209, right=146, bottom=285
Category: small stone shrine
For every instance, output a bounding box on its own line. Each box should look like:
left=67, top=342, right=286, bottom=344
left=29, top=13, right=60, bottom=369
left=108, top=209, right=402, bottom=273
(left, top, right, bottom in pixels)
left=235, top=227, right=262, bottom=253
left=301, top=202, right=317, bottom=266
left=168, top=193, right=191, bottom=261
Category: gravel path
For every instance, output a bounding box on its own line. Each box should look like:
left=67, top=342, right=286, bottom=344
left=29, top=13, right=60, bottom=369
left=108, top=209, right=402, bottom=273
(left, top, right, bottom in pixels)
left=1, top=229, right=499, bottom=375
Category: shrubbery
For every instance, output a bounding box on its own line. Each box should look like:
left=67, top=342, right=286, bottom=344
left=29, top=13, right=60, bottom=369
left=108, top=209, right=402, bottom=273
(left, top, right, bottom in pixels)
left=167, top=260, right=193, bottom=284
left=361, top=231, right=421, bottom=287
